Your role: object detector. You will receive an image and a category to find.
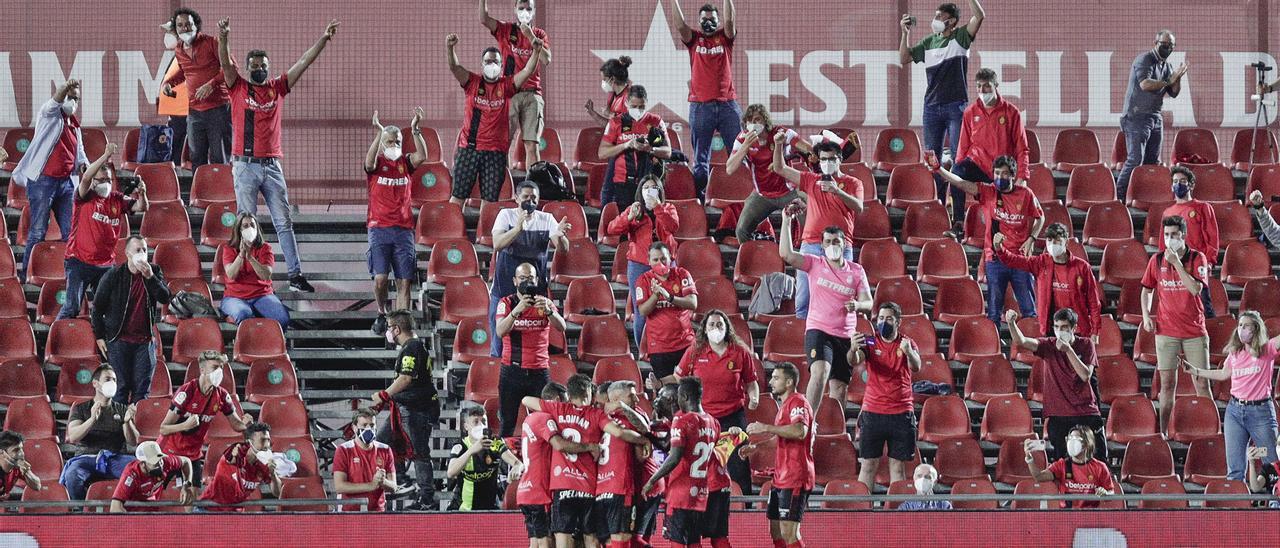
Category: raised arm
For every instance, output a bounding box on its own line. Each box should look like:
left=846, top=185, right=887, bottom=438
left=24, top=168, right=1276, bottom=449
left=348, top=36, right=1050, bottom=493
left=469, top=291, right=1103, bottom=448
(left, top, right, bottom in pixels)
left=158, top=409, right=198, bottom=436
left=898, top=15, right=915, bottom=66
left=53, top=78, right=79, bottom=103
left=445, top=34, right=470, bottom=86
left=286, top=20, right=339, bottom=89
left=364, top=111, right=384, bottom=174
left=1005, top=310, right=1040, bottom=352
left=1024, top=441, right=1055, bottom=482
left=722, top=0, right=736, bottom=39
left=479, top=0, right=499, bottom=32
left=669, top=0, right=693, bottom=44
left=408, top=107, right=427, bottom=167
left=991, top=234, right=1040, bottom=273
left=217, top=18, right=238, bottom=88
left=549, top=436, right=599, bottom=454
left=512, top=39, right=544, bottom=89
left=78, top=143, right=118, bottom=198
left=770, top=132, right=803, bottom=184
left=933, top=165, right=979, bottom=196
left=1248, top=191, right=1280, bottom=248
left=642, top=442, right=684, bottom=493
left=602, top=421, right=645, bottom=444
left=965, top=0, right=986, bottom=37
left=778, top=208, right=806, bottom=269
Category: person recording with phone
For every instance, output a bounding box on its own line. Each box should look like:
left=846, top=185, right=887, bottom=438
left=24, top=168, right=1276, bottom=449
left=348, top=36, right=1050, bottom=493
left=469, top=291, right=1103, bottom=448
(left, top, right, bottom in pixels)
left=489, top=182, right=571, bottom=359
left=1006, top=308, right=1106, bottom=462
left=606, top=175, right=681, bottom=344
left=597, top=85, right=672, bottom=208
left=447, top=405, right=524, bottom=511
left=495, top=262, right=566, bottom=438
left=1025, top=426, right=1114, bottom=509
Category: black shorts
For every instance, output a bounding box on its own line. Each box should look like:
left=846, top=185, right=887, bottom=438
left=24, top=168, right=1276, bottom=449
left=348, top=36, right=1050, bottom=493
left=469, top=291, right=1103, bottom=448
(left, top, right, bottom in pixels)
left=766, top=487, right=810, bottom=522
left=649, top=349, right=686, bottom=380
left=857, top=410, right=917, bottom=461
left=805, top=329, right=852, bottom=383
left=550, top=491, right=595, bottom=535
left=633, top=495, right=662, bottom=539
left=521, top=504, right=551, bottom=538
left=451, top=147, right=507, bottom=202
left=592, top=494, right=635, bottom=539
left=663, top=508, right=703, bottom=546
left=701, top=489, right=731, bottom=539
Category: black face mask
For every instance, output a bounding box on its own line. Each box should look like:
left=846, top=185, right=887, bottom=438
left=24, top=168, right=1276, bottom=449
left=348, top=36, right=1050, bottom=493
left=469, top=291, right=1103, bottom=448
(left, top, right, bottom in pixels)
left=1156, top=45, right=1173, bottom=60
left=148, top=466, right=165, bottom=478
left=700, top=19, right=718, bottom=33
left=517, top=280, right=537, bottom=296
left=520, top=200, right=537, bottom=214
left=250, top=68, right=269, bottom=85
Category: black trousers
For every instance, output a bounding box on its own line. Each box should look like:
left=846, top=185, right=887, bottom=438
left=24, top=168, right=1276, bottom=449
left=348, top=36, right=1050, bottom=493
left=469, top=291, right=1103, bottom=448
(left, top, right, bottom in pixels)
left=716, top=408, right=752, bottom=495
left=499, top=365, right=549, bottom=437
left=377, top=403, right=438, bottom=505
left=1045, top=414, right=1108, bottom=463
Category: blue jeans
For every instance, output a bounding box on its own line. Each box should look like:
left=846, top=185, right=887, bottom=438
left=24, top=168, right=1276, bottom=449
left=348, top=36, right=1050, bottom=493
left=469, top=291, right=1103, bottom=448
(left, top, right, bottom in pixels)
left=1224, top=400, right=1279, bottom=480
left=233, top=160, right=302, bottom=277
left=107, top=339, right=156, bottom=405
left=60, top=453, right=135, bottom=500
left=627, top=261, right=653, bottom=345
left=58, top=258, right=111, bottom=320
left=220, top=294, right=291, bottom=331
left=23, top=174, right=75, bottom=277
left=1117, top=113, right=1163, bottom=201
left=689, top=100, right=743, bottom=196
left=795, top=242, right=855, bottom=320
left=924, top=100, right=966, bottom=221
left=985, top=259, right=1036, bottom=327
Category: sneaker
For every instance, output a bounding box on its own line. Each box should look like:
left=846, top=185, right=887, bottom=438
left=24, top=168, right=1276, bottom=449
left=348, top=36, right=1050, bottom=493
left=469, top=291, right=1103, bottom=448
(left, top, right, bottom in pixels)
left=400, top=501, right=432, bottom=512
left=944, top=222, right=964, bottom=243
left=288, top=274, right=315, bottom=292
left=372, top=314, right=388, bottom=336
left=390, top=482, right=417, bottom=499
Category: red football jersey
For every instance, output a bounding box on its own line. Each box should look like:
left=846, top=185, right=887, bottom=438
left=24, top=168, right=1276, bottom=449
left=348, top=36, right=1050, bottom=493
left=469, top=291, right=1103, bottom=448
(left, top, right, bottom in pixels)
left=1047, top=458, right=1114, bottom=509
left=157, top=380, right=236, bottom=459
left=603, top=111, right=665, bottom=184
left=517, top=411, right=559, bottom=506
left=542, top=400, right=609, bottom=495
left=497, top=294, right=558, bottom=370
left=112, top=455, right=184, bottom=508
left=664, top=411, right=719, bottom=512
left=1, top=466, right=26, bottom=498
left=596, top=411, right=640, bottom=497
left=978, top=184, right=1043, bottom=263
left=675, top=343, right=758, bottom=419
left=637, top=419, right=670, bottom=498
left=66, top=191, right=129, bottom=266
left=221, top=243, right=276, bottom=300
left=456, top=73, right=517, bottom=152
left=797, top=172, right=861, bottom=244
left=365, top=154, right=415, bottom=229
left=772, top=392, right=815, bottom=491
left=332, top=439, right=395, bottom=512
left=229, top=76, right=290, bottom=158
left=491, top=21, right=549, bottom=93
left=634, top=267, right=697, bottom=354
left=731, top=126, right=799, bottom=199
left=684, top=30, right=736, bottom=103
left=859, top=335, right=919, bottom=415
left=199, top=441, right=274, bottom=511
left=1140, top=250, right=1209, bottom=339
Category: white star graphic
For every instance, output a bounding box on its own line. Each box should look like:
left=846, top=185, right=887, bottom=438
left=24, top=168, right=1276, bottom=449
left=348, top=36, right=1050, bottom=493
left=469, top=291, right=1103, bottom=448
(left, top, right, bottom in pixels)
left=591, top=2, right=691, bottom=123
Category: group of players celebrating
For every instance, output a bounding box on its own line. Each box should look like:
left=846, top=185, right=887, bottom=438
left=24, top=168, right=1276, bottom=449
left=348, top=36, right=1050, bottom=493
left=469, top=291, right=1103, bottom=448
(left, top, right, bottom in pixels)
left=514, top=367, right=813, bottom=548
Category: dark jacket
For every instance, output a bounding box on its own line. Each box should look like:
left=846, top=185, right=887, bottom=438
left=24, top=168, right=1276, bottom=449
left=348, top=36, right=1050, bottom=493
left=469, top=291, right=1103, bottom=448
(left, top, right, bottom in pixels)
left=91, top=263, right=171, bottom=342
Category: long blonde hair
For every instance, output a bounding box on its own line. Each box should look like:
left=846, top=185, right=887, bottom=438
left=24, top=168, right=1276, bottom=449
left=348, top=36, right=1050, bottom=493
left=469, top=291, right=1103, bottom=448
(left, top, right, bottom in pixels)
left=1225, top=310, right=1267, bottom=358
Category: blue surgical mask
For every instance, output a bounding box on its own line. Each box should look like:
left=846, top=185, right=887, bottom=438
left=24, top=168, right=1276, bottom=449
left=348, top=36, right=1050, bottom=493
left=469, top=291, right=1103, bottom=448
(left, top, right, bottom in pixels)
left=878, top=321, right=895, bottom=339
left=995, top=177, right=1014, bottom=192
left=1172, top=181, right=1190, bottom=199
left=358, top=427, right=376, bottom=445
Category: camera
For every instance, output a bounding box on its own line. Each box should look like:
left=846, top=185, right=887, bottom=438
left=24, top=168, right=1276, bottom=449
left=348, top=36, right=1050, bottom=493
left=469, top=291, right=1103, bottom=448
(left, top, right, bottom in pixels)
left=1252, top=61, right=1273, bottom=72
left=481, top=428, right=493, bottom=439
left=119, top=177, right=141, bottom=196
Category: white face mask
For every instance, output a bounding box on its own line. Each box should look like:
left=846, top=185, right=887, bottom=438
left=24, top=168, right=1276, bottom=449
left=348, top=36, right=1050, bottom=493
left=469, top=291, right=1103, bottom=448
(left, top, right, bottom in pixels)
left=642, top=188, right=660, bottom=203
left=1055, top=329, right=1076, bottom=346
left=383, top=145, right=402, bottom=161
left=99, top=380, right=118, bottom=399
left=94, top=182, right=111, bottom=198
left=628, top=107, right=646, bottom=120
left=1164, top=236, right=1185, bottom=253
left=256, top=450, right=274, bottom=465
left=914, top=476, right=935, bottom=495
left=164, top=33, right=180, bottom=50
left=469, top=425, right=487, bottom=441
left=746, top=123, right=764, bottom=135
left=1066, top=438, right=1085, bottom=458
left=62, top=99, right=77, bottom=116
left=385, top=329, right=398, bottom=345
left=482, top=64, right=502, bottom=80
left=824, top=244, right=843, bottom=261
left=820, top=160, right=840, bottom=176
left=979, top=92, right=996, bottom=105
left=931, top=18, right=947, bottom=33
left=1045, top=241, right=1066, bottom=258
left=207, top=367, right=224, bottom=387
left=130, top=251, right=148, bottom=265
left=706, top=328, right=726, bottom=345
left=516, top=8, right=534, bottom=25
left=179, top=28, right=197, bottom=44
left=241, top=227, right=258, bottom=242
left=601, top=80, right=612, bottom=93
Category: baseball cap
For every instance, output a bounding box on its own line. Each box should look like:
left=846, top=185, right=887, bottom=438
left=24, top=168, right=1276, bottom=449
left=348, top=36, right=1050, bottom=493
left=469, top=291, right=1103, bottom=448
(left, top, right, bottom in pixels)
left=135, top=441, right=166, bottom=467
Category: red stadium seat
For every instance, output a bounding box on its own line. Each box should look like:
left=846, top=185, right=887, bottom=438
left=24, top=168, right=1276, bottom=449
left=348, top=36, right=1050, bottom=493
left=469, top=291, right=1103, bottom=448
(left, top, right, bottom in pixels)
left=872, top=277, right=923, bottom=317
left=577, top=316, right=632, bottom=362
left=148, top=361, right=172, bottom=399
left=407, top=161, right=454, bottom=207
left=812, top=434, right=859, bottom=486
left=1117, top=281, right=1150, bottom=326
left=44, top=318, right=96, bottom=367
left=160, top=278, right=211, bottom=325
left=0, top=278, right=27, bottom=320
left=706, top=166, right=754, bottom=208
left=2, top=396, right=55, bottom=440
left=0, top=246, right=15, bottom=280
left=980, top=394, right=1034, bottom=443
left=1140, top=202, right=1172, bottom=245
left=733, top=240, right=783, bottom=287
left=465, top=358, right=502, bottom=402
left=1053, top=129, right=1101, bottom=172
left=1123, top=438, right=1177, bottom=487
left=564, top=276, right=615, bottom=324
left=1138, top=477, right=1187, bottom=509
left=244, top=357, right=298, bottom=404
left=917, top=239, right=969, bottom=285
left=1095, top=315, right=1123, bottom=356
left=1187, top=164, right=1235, bottom=204
left=810, top=397, right=845, bottom=436
left=415, top=202, right=466, bottom=247
left=694, top=276, right=740, bottom=318
left=1096, top=355, right=1141, bottom=403
left=859, top=239, right=906, bottom=285
left=1171, top=128, right=1220, bottom=165
left=917, top=395, right=972, bottom=442
left=510, top=128, right=563, bottom=170
left=1230, top=129, right=1278, bottom=171
left=669, top=200, right=709, bottom=243
left=933, top=278, right=984, bottom=324
left=964, top=356, right=1017, bottom=404
left=152, top=240, right=202, bottom=283
left=675, top=239, right=723, bottom=281
left=663, top=164, right=698, bottom=202
left=0, top=318, right=37, bottom=362
left=401, top=126, right=443, bottom=165
left=900, top=317, right=940, bottom=358
left=948, top=317, right=1001, bottom=363
left=1125, top=165, right=1174, bottom=210
left=1183, top=435, right=1228, bottom=485
left=232, top=318, right=287, bottom=363
left=763, top=317, right=805, bottom=363
left=574, top=127, right=605, bottom=169
left=26, top=241, right=67, bottom=285
left=840, top=162, right=877, bottom=201
left=451, top=316, right=492, bottom=364
left=950, top=478, right=998, bottom=510
left=279, top=476, right=330, bottom=512
left=1039, top=201, right=1073, bottom=237
left=1203, top=479, right=1251, bottom=508
left=1081, top=201, right=1134, bottom=247
left=0, top=359, right=45, bottom=404
left=901, top=202, right=951, bottom=247
left=852, top=200, right=893, bottom=245
left=883, top=479, right=915, bottom=510
left=475, top=201, right=515, bottom=248
left=139, top=202, right=192, bottom=246
left=911, top=354, right=952, bottom=403
left=1241, top=278, right=1280, bottom=319
left=873, top=129, right=922, bottom=171
left=1011, top=479, right=1059, bottom=509
left=1064, top=164, right=1116, bottom=209
left=1206, top=316, right=1237, bottom=364
left=1098, top=240, right=1150, bottom=286
left=132, top=163, right=182, bottom=205
left=960, top=202, right=987, bottom=248
left=189, top=163, right=234, bottom=208
left=548, top=355, right=577, bottom=385
left=746, top=435, right=778, bottom=486
left=427, top=239, right=479, bottom=284
left=54, top=358, right=97, bottom=405
left=1106, top=395, right=1159, bottom=443
left=592, top=357, right=642, bottom=386
left=171, top=317, right=223, bottom=365
left=271, top=436, right=319, bottom=477
left=2, top=128, right=35, bottom=172
left=1167, top=395, right=1221, bottom=443
left=821, top=480, right=871, bottom=510
left=79, top=128, right=108, bottom=161
left=199, top=203, right=237, bottom=248
left=1221, top=241, right=1271, bottom=285
left=1025, top=164, right=1056, bottom=203
left=584, top=163, right=608, bottom=208
left=14, top=206, right=63, bottom=247
left=130, top=396, right=170, bottom=443
left=884, top=164, right=937, bottom=209
left=995, top=436, right=1047, bottom=485
left=258, top=395, right=310, bottom=439
left=934, top=439, right=988, bottom=485
left=440, top=277, right=490, bottom=325
left=1025, top=129, right=1043, bottom=166
left=1148, top=359, right=1198, bottom=400
left=549, top=239, right=602, bottom=285
left=1246, top=163, right=1280, bottom=199
left=541, top=201, right=588, bottom=240
left=20, top=482, right=70, bottom=513
left=594, top=202, right=621, bottom=246
left=21, top=438, right=63, bottom=484
left=1213, top=201, right=1253, bottom=247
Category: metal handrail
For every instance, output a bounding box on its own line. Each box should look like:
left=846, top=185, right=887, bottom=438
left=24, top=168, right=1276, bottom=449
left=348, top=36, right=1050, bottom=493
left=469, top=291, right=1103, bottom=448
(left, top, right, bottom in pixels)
left=1, top=497, right=362, bottom=511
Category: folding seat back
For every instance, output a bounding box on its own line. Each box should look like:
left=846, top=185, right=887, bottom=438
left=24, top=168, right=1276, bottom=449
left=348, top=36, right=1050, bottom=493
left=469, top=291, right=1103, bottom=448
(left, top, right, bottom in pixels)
left=139, top=202, right=192, bottom=245
left=873, top=128, right=922, bottom=171
left=415, top=202, right=466, bottom=247
left=189, top=163, right=235, bottom=208
left=451, top=316, right=492, bottom=364
left=1064, top=163, right=1116, bottom=208
left=576, top=316, right=632, bottom=362
left=258, top=395, right=310, bottom=439
left=244, top=357, right=299, bottom=404
left=858, top=239, right=906, bottom=285
left=2, top=396, right=55, bottom=439
left=885, top=163, right=937, bottom=209
left=979, top=394, right=1034, bottom=443
left=427, top=239, right=480, bottom=284
left=1053, top=129, right=1101, bottom=171
left=232, top=318, right=287, bottom=363
left=917, top=395, right=972, bottom=443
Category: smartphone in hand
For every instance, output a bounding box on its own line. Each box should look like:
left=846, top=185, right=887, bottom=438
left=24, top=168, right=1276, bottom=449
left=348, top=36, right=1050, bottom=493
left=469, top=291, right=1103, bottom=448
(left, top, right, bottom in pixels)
left=924, top=150, right=940, bottom=171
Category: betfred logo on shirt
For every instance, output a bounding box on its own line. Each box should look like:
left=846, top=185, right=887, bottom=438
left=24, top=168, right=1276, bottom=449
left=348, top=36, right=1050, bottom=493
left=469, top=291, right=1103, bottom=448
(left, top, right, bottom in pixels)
left=696, top=44, right=725, bottom=55
left=91, top=211, right=121, bottom=226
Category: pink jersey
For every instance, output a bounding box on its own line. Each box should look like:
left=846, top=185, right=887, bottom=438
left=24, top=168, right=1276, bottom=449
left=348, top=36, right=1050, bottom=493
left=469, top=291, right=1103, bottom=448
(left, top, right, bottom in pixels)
left=1224, top=340, right=1280, bottom=401
left=799, top=254, right=868, bottom=338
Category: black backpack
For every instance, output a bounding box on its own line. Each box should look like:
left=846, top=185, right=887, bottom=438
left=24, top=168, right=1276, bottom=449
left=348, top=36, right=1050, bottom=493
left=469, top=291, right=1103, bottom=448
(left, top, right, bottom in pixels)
left=168, top=291, right=218, bottom=319
left=525, top=161, right=574, bottom=201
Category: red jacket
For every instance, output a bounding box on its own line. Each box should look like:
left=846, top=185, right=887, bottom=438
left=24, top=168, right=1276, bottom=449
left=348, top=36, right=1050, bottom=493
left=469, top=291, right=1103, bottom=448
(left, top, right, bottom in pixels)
left=164, top=33, right=230, bottom=112
left=994, top=247, right=1102, bottom=337
left=957, top=97, right=1030, bottom=182
left=606, top=202, right=679, bottom=264
left=1158, top=200, right=1220, bottom=265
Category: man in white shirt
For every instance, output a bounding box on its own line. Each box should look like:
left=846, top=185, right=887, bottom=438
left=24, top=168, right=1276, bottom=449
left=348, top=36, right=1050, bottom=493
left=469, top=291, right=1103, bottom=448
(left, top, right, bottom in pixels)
left=488, top=181, right=570, bottom=357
